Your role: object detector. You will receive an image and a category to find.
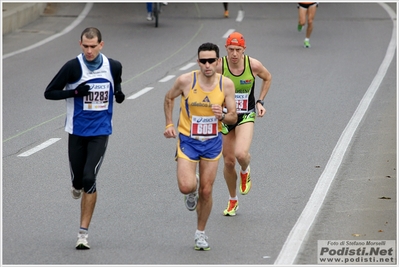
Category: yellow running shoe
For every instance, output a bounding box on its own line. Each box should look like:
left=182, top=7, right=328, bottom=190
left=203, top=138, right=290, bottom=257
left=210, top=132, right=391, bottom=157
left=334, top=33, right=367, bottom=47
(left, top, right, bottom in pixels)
left=240, top=166, right=251, bottom=195
left=223, top=199, right=239, bottom=216
left=224, top=10, right=229, bottom=18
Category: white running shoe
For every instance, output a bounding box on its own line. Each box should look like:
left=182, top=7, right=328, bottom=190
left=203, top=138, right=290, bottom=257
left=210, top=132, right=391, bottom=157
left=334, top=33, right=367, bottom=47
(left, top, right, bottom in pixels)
left=184, top=173, right=199, bottom=211
left=71, top=187, right=82, bottom=199
left=194, top=232, right=210, bottom=251
left=146, top=12, right=153, bottom=21
left=76, top=232, right=90, bottom=249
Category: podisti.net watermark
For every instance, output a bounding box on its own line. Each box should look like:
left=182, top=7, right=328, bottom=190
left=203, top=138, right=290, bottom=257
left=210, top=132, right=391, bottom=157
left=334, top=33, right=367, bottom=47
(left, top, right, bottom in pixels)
left=318, top=240, right=396, bottom=264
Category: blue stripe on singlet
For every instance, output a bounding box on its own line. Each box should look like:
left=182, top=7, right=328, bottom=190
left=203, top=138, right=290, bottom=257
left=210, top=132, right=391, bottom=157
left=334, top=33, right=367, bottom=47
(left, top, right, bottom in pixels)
left=192, top=71, right=197, bottom=89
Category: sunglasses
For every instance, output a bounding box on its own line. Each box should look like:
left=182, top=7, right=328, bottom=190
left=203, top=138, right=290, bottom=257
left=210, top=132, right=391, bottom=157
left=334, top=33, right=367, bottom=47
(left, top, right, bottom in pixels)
left=198, top=58, right=218, bottom=64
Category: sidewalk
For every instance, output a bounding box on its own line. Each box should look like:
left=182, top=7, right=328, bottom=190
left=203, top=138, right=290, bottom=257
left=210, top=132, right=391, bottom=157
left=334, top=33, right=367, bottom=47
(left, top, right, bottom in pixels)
left=2, top=3, right=86, bottom=56
left=2, top=2, right=47, bottom=35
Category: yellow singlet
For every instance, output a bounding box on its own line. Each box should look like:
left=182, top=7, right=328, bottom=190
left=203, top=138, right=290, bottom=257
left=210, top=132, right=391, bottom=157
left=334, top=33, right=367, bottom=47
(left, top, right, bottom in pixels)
left=178, top=71, right=226, bottom=140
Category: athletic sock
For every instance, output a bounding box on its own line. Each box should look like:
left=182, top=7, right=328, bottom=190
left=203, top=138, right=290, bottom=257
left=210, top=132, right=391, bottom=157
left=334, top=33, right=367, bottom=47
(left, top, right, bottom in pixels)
left=241, top=166, right=249, bottom=174
left=196, top=230, right=205, bottom=235
left=79, top=227, right=88, bottom=234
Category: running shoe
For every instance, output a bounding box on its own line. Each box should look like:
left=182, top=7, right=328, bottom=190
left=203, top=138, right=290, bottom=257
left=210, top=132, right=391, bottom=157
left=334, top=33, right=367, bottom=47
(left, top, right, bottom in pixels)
left=297, top=24, right=303, bottom=32
left=304, top=39, right=311, bottom=48
left=224, top=10, right=229, bottom=18
left=146, top=12, right=153, bottom=21
left=239, top=166, right=251, bottom=195
left=223, top=199, right=239, bottom=216
left=71, top=187, right=82, bottom=199
left=194, top=232, right=210, bottom=251
left=76, top=232, right=90, bottom=249
left=184, top=173, right=199, bottom=211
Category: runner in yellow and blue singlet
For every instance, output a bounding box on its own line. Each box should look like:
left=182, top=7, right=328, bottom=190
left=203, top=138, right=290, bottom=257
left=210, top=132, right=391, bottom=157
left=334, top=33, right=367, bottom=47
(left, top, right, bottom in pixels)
left=164, top=42, right=237, bottom=250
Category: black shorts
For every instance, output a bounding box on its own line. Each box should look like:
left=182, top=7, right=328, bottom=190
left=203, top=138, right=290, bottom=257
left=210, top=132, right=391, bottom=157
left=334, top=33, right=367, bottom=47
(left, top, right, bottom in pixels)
left=297, top=2, right=318, bottom=9
left=68, top=134, right=109, bottom=193
left=221, top=111, right=256, bottom=135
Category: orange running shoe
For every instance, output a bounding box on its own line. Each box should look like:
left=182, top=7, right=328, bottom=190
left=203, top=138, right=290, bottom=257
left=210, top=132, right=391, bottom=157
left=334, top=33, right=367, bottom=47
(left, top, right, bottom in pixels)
left=240, top=166, right=251, bottom=195
left=224, top=10, right=229, bottom=18
left=223, top=199, right=239, bottom=216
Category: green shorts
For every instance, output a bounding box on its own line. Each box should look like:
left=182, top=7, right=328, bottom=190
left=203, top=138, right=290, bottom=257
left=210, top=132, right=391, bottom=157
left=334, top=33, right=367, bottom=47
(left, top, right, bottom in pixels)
left=221, top=111, right=256, bottom=135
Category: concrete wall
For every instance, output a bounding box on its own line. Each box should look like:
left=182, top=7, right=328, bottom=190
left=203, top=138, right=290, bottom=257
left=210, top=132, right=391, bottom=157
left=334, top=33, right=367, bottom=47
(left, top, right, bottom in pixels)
left=2, top=3, right=47, bottom=35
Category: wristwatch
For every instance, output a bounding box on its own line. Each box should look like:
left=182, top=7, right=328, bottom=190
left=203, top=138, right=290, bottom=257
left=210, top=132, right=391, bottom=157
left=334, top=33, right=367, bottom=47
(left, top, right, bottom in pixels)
left=256, top=100, right=264, bottom=106
left=219, top=113, right=225, bottom=121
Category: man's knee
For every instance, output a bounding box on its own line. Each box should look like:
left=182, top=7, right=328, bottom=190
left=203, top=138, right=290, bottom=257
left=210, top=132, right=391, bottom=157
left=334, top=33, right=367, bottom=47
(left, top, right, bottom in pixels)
left=178, top=178, right=195, bottom=194
left=224, top=156, right=236, bottom=169
left=83, top=174, right=96, bottom=193
left=235, top=150, right=249, bottom=163
left=199, top=184, right=212, bottom=200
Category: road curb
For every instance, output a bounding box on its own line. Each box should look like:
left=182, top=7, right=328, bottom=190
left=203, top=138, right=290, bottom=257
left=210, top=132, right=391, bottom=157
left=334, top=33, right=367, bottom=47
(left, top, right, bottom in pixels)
left=2, top=3, right=47, bottom=35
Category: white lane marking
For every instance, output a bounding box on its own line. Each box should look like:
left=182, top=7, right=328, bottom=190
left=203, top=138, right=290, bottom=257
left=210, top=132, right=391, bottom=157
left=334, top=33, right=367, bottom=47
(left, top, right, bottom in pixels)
left=223, top=29, right=235, bottom=38
left=180, top=62, right=197, bottom=71
left=126, top=74, right=174, bottom=101
left=236, top=10, right=244, bottom=22
left=159, top=75, right=175, bottom=82
left=3, top=3, right=93, bottom=59
left=274, top=3, right=397, bottom=265
left=18, top=138, right=61, bottom=157
left=128, top=87, right=154, bottom=100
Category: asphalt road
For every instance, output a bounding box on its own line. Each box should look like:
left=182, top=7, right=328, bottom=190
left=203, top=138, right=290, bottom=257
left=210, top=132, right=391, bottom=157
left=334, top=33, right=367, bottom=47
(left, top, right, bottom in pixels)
left=2, top=2, right=397, bottom=265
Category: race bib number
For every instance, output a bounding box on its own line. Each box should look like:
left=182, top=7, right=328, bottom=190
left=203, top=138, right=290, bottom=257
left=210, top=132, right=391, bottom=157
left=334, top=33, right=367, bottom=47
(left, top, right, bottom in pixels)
left=191, top=115, right=218, bottom=139
left=83, top=83, right=110, bottom=111
left=235, top=93, right=249, bottom=113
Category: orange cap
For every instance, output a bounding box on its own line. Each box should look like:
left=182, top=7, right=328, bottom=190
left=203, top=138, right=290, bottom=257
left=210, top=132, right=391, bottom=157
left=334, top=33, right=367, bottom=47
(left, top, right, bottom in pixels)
left=225, top=32, right=245, bottom=47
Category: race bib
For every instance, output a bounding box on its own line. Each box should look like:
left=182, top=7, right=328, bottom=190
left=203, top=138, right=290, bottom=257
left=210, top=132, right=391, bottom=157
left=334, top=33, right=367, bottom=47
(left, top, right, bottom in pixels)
left=235, top=93, right=249, bottom=113
left=191, top=115, right=218, bottom=139
left=83, top=83, right=110, bottom=111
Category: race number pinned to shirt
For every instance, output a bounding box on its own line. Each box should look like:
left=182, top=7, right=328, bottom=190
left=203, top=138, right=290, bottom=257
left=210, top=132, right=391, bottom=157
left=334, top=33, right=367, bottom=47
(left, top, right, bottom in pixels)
left=191, top=115, right=218, bottom=139
left=235, top=93, right=249, bottom=113
left=83, top=82, right=110, bottom=111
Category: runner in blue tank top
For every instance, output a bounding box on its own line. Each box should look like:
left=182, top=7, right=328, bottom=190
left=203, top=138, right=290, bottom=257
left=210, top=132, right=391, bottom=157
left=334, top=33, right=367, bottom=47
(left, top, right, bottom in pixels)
left=44, top=27, right=125, bottom=250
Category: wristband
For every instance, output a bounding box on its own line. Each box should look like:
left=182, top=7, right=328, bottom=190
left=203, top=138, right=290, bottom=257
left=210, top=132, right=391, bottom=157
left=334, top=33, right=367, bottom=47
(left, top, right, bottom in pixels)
left=165, top=124, right=174, bottom=129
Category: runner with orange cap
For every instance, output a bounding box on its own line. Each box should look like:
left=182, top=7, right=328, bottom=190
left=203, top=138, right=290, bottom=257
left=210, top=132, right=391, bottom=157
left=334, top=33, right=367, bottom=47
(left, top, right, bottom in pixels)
left=216, top=31, right=272, bottom=216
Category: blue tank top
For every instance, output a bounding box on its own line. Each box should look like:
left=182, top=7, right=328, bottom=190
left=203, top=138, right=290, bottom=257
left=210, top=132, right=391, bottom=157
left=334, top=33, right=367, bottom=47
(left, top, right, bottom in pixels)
left=65, top=53, right=115, bottom=136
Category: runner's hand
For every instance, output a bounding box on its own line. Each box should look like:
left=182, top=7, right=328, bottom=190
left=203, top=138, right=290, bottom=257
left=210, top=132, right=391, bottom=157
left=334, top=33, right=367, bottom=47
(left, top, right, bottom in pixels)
left=257, top=105, right=266, bottom=117
left=164, top=125, right=176, bottom=138
left=115, top=90, right=125, bottom=103
left=74, top=82, right=90, bottom=97
left=211, top=104, right=224, bottom=120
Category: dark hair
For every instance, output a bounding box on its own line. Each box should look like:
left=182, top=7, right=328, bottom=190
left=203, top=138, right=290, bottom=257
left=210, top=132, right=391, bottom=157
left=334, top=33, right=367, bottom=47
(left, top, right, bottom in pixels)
left=198, top=42, right=219, bottom=58
left=80, top=27, right=102, bottom=43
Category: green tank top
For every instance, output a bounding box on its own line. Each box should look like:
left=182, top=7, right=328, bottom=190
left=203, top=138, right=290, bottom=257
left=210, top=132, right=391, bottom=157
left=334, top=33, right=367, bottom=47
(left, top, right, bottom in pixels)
left=222, top=55, right=256, bottom=113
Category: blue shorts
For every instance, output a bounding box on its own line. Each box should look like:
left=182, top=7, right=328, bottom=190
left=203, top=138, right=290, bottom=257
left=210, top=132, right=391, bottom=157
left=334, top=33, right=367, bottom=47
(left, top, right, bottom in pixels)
left=175, top=133, right=222, bottom=162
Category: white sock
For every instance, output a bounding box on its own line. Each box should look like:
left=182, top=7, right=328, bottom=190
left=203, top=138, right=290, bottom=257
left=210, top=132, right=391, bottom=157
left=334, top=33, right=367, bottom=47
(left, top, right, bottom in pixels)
left=305, top=38, right=309, bottom=42
left=196, top=230, right=205, bottom=235
left=241, top=166, right=249, bottom=174
left=230, top=196, right=238, bottom=201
